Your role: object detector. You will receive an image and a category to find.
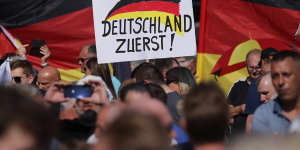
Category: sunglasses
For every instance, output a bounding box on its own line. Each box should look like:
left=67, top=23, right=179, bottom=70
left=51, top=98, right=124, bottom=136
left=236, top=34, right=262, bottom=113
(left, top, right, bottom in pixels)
left=78, top=57, right=89, bottom=63
left=13, top=77, right=22, bottom=83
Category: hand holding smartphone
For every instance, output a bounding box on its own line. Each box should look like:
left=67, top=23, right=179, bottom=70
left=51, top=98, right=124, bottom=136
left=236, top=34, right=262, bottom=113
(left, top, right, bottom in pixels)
left=29, top=39, right=45, bottom=57
left=63, top=85, right=93, bottom=99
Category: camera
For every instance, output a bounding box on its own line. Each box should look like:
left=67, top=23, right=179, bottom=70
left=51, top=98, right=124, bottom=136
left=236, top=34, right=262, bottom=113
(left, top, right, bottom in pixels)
left=63, top=85, right=93, bottom=99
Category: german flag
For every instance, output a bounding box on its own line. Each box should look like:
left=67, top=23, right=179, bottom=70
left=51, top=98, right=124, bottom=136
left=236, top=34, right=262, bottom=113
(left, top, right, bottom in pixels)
left=197, top=0, right=300, bottom=94
left=104, top=0, right=183, bottom=35
left=0, top=0, right=94, bottom=81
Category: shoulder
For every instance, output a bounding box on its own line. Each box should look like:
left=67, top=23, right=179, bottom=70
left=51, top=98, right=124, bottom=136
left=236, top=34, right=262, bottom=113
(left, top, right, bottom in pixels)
left=254, top=100, right=277, bottom=115
left=231, top=78, right=248, bottom=88
left=228, top=78, right=248, bottom=94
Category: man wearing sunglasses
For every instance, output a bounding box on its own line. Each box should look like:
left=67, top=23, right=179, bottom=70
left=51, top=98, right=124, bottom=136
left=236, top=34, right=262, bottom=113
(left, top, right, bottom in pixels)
left=10, top=60, right=34, bottom=85
left=78, top=44, right=97, bottom=73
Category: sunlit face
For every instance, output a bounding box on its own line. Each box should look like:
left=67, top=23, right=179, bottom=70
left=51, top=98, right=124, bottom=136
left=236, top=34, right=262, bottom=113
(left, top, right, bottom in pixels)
left=271, top=58, right=300, bottom=102
left=11, top=68, right=33, bottom=85
left=78, top=46, right=97, bottom=74
left=78, top=47, right=89, bottom=73
left=0, top=125, right=36, bottom=150
left=36, top=72, right=59, bottom=91
left=258, top=77, right=277, bottom=103
left=246, top=52, right=262, bottom=79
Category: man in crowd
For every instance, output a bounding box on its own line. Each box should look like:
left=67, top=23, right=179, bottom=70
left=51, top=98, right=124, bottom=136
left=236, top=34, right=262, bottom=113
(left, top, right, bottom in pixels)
left=228, top=49, right=261, bottom=136
left=78, top=44, right=131, bottom=83
left=10, top=59, right=35, bottom=85
left=153, top=58, right=179, bottom=79
left=182, top=82, right=229, bottom=150
left=130, top=99, right=177, bottom=145
left=176, top=56, right=197, bottom=77
left=257, top=72, right=277, bottom=103
left=245, top=48, right=278, bottom=133
left=88, top=103, right=126, bottom=144
left=36, top=66, right=60, bottom=91
left=246, top=72, right=278, bottom=132
left=252, top=51, right=300, bottom=135
left=132, top=62, right=182, bottom=123
left=93, top=110, right=172, bottom=150
left=78, top=44, right=97, bottom=74
left=78, top=44, right=121, bottom=93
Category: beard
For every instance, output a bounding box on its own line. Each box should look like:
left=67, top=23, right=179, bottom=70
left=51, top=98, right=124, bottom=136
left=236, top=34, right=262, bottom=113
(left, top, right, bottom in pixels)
left=78, top=109, right=97, bottom=127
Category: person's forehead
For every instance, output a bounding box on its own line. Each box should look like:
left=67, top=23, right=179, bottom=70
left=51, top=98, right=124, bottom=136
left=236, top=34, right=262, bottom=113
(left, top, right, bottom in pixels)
left=79, top=46, right=89, bottom=57
left=272, top=57, right=296, bottom=71
left=258, top=81, right=270, bottom=91
left=12, top=67, right=25, bottom=75
left=87, top=53, right=96, bottom=58
left=127, top=90, right=149, bottom=97
left=248, top=53, right=261, bottom=63
left=38, top=71, right=58, bottom=81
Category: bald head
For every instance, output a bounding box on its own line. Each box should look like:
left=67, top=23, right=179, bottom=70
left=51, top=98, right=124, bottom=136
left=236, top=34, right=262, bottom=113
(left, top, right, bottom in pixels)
left=37, top=66, right=60, bottom=90
left=257, top=73, right=277, bottom=103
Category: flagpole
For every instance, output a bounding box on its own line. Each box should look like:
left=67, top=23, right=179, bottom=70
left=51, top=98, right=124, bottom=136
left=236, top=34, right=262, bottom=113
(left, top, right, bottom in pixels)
left=196, top=0, right=208, bottom=82
left=294, top=23, right=300, bottom=52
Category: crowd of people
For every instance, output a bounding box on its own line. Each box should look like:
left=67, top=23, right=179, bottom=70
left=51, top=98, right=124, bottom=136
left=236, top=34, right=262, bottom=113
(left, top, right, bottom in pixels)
left=0, top=43, right=300, bottom=150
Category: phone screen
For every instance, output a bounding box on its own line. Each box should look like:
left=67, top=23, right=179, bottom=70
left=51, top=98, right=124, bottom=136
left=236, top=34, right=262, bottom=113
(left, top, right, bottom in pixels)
left=64, top=85, right=93, bottom=99
left=29, top=39, right=45, bottom=57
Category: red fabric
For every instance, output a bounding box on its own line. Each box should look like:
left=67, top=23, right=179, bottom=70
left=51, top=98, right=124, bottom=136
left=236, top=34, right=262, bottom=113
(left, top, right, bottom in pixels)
left=198, top=0, right=300, bottom=76
left=8, top=7, right=95, bottom=70
left=199, top=0, right=300, bottom=54
left=0, top=32, right=16, bottom=58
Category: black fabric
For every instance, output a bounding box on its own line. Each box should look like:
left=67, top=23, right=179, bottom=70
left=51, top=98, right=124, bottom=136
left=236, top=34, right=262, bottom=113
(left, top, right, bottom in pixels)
left=167, top=91, right=182, bottom=123
left=0, top=0, right=92, bottom=28
left=58, top=119, right=95, bottom=142
left=244, top=0, right=300, bottom=11
left=175, top=142, right=194, bottom=150
left=113, top=62, right=131, bottom=83
left=228, top=79, right=249, bottom=137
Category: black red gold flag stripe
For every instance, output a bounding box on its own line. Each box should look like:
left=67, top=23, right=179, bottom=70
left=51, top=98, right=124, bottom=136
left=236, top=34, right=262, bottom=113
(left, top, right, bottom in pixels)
left=0, top=0, right=94, bottom=81
left=106, top=0, right=181, bottom=20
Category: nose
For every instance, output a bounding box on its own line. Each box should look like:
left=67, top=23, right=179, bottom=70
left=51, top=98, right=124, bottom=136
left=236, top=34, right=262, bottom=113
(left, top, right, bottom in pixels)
left=278, top=76, right=284, bottom=87
left=260, top=95, right=267, bottom=102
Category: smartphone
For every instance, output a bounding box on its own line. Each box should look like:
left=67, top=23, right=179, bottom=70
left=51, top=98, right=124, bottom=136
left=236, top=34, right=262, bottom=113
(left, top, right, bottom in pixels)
left=29, top=39, right=45, bottom=57
left=64, top=85, right=93, bottom=99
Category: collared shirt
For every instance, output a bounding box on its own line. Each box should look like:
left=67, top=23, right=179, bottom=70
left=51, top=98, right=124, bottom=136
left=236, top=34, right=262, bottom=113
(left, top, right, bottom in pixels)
left=252, top=98, right=291, bottom=135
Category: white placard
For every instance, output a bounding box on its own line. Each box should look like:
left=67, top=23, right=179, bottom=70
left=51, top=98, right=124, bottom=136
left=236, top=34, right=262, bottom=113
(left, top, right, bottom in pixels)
left=92, top=0, right=197, bottom=63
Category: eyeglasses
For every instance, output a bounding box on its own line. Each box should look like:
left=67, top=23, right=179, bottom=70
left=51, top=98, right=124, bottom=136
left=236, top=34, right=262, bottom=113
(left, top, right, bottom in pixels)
left=78, top=57, right=89, bottom=63
left=13, top=77, right=22, bottom=83
left=248, top=65, right=261, bottom=70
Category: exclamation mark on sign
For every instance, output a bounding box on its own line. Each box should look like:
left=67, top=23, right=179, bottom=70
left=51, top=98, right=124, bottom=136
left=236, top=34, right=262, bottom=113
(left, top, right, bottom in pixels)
left=170, top=33, right=175, bottom=51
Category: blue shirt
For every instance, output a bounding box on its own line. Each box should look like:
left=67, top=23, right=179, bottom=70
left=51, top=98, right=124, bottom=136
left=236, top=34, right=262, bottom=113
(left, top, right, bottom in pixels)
left=245, top=79, right=263, bottom=115
left=173, top=124, right=189, bottom=144
left=252, top=98, right=291, bottom=135
left=111, top=75, right=121, bottom=94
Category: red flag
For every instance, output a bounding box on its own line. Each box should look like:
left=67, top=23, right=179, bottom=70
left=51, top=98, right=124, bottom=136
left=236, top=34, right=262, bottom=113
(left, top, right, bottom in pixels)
left=1, top=0, right=93, bottom=81
left=197, top=0, right=300, bottom=93
left=0, top=25, right=20, bottom=57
